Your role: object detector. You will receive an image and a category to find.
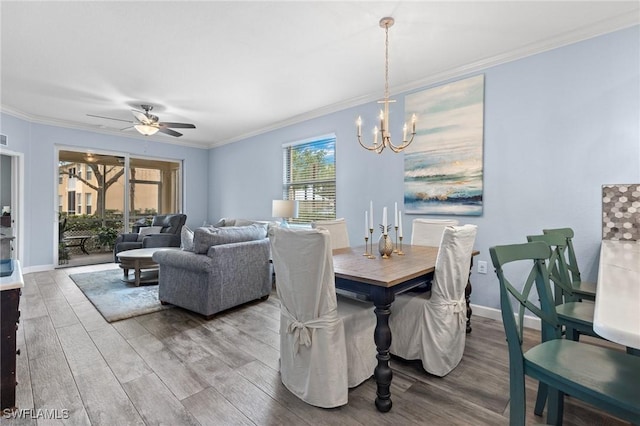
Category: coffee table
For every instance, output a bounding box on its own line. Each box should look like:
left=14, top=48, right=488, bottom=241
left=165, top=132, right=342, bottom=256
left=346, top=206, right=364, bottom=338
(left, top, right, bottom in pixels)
left=116, top=247, right=180, bottom=286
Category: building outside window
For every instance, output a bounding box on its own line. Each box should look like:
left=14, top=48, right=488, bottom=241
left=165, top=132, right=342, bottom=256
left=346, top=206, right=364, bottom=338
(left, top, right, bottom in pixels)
left=282, top=134, right=336, bottom=223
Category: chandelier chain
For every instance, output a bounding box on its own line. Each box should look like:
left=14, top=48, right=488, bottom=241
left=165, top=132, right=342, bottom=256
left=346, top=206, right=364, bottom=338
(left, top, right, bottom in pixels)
left=384, top=22, right=390, bottom=101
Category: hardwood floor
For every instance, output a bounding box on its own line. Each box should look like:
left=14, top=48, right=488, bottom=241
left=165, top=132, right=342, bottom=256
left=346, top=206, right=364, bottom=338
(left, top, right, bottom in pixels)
left=3, top=264, right=631, bottom=425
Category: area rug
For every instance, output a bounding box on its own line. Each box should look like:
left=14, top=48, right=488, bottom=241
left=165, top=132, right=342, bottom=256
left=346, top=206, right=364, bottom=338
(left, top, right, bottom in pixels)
left=69, top=269, right=172, bottom=323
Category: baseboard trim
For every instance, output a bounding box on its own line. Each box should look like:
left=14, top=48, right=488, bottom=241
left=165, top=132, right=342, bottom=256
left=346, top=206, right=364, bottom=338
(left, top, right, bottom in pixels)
left=471, top=303, right=541, bottom=331
left=22, top=264, right=55, bottom=274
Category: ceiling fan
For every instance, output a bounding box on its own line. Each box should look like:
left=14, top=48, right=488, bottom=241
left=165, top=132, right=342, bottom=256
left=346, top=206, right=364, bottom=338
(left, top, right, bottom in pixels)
left=87, top=105, right=196, bottom=137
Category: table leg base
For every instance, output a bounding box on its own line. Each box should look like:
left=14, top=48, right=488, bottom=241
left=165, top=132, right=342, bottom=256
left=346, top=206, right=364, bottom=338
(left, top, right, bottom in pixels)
left=372, top=288, right=394, bottom=412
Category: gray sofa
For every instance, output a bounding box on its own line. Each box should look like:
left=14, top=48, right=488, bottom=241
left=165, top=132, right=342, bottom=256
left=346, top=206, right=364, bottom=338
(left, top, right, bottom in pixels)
left=152, top=224, right=272, bottom=318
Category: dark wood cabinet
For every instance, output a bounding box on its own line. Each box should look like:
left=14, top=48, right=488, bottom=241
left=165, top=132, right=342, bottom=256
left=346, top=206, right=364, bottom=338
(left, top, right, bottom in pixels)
left=1, top=266, right=22, bottom=412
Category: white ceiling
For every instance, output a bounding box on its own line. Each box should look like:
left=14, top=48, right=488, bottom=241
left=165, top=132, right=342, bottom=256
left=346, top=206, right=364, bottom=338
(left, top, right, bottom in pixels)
left=1, top=1, right=638, bottom=149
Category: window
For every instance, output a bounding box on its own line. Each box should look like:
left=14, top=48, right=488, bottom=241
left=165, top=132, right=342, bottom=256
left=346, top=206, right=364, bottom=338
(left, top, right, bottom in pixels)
left=77, top=192, right=82, bottom=214
left=67, top=191, right=76, bottom=215
left=86, top=168, right=92, bottom=180
left=283, top=134, right=336, bottom=223
left=58, top=195, right=63, bottom=212
left=85, top=193, right=92, bottom=215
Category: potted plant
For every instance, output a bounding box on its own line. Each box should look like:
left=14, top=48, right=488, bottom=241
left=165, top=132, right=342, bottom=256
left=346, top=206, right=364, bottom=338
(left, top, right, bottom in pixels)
left=96, top=226, right=118, bottom=251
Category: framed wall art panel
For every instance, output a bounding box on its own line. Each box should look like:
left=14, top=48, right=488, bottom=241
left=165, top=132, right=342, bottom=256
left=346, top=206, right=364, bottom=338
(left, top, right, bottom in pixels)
left=404, top=74, right=485, bottom=216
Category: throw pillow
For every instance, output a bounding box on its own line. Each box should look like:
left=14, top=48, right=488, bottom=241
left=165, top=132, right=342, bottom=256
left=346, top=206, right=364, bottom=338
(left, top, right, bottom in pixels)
left=193, top=224, right=267, bottom=254
left=137, top=226, right=163, bottom=242
left=181, top=226, right=194, bottom=251
left=212, top=218, right=226, bottom=227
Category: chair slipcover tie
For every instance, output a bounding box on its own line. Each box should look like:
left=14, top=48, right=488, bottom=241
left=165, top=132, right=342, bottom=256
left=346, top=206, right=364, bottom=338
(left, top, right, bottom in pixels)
left=281, top=305, right=341, bottom=354
left=432, top=297, right=466, bottom=322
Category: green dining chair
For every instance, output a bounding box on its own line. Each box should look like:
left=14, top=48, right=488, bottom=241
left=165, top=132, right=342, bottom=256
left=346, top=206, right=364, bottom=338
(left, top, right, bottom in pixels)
left=527, top=233, right=603, bottom=416
left=490, top=241, right=640, bottom=425
left=542, top=228, right=596, bottom=301
left=526, top=233, right=599, bottom=342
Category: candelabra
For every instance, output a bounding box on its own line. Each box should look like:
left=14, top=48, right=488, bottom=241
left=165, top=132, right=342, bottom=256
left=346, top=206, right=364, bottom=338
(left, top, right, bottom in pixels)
left=397, top=236, right=405, bottom=255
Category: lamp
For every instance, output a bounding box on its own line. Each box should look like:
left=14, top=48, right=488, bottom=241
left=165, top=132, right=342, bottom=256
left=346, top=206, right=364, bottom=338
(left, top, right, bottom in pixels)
left=272, top=200, right=298, bottom=228
left=134, top=124, right=160, bottom=136
left=357, top=17, right=416, bottom=154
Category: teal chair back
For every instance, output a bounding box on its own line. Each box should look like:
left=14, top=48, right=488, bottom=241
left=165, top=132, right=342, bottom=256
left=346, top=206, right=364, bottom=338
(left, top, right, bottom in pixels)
left=542, top=228, right=582, bottom=282
left=490, top=242, right=560, bottom=348
left=526, top=233, right=578, bottom=304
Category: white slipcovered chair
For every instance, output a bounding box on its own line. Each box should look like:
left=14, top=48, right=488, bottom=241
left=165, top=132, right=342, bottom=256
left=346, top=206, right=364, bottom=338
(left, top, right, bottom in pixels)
left=311, top=218, right=350, bottom=250
left=390, top=224, right=477, bottom=377
left=411, top=218, right=459, bottom=247
left=269, top=227, right=376, bottom=408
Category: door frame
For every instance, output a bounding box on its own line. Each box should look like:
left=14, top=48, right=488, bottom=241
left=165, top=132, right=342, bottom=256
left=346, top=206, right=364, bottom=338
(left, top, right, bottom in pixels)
left=0, top=148, right=24, bottom=262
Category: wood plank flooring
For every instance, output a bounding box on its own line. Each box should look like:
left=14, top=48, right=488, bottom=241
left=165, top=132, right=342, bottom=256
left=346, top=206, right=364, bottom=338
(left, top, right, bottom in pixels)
left=2, top=264, right=631, bottom=425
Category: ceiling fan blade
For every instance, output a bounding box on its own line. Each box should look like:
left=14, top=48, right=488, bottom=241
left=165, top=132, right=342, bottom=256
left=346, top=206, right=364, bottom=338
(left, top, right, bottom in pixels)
left=120, top=125, right=134, bottom=131
left=159, top=127, right=183, bottom=137
left=158, top=122, right=196, bottom=129
left=87, top=114, right=133, bottom=124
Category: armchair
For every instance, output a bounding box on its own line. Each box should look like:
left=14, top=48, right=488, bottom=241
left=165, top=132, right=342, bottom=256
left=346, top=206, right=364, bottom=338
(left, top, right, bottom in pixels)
left=113, top=214, right=187, bottom=262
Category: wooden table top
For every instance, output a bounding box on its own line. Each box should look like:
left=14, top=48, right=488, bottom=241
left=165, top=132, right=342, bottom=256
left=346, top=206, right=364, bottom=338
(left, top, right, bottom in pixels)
left=332, top=245, right=439, bottom=288
left=333, top=245, right=480, bottom=288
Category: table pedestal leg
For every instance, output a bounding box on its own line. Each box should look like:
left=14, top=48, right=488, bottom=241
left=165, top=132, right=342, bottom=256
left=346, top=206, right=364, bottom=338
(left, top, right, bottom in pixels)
left=465, top=257, right=473, bottom=333
left=372, top=287, right=394, bottom=412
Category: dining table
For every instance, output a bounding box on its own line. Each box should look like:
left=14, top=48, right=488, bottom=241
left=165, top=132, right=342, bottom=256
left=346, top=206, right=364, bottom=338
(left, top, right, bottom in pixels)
left=593, top=239, right=640, bottom=354
left=332, top=244, right=478, bottom=412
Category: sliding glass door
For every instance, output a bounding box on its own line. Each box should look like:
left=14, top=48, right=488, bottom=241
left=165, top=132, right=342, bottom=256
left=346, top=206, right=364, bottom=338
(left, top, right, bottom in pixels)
left=128, top=157, right=181, bottom=229
left=57, top=149, right=182, bottom=266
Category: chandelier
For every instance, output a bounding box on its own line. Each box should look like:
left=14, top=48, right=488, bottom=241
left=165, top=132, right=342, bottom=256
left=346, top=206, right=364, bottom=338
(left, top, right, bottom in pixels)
left=357, top=17, right=416, bottom=154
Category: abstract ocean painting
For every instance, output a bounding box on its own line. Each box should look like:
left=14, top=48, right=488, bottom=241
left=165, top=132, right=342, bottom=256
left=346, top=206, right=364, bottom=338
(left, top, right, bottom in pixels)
left=404, top=74, right=484, bottom=215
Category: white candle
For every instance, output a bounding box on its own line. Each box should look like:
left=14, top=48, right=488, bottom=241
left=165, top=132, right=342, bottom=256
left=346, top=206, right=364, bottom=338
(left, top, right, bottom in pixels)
left=369, top=201, right=373, bottom=229
left=356, top=116, right=362, bottom=137
left=365, top=211, right=368, bottom=238
left=403, top=123, right=407, bottom=141
left=382, top=207, right=388, bottom=235
left=398, top=211, right=403, bottom=238
left=394, top=202, right=398, bottom=227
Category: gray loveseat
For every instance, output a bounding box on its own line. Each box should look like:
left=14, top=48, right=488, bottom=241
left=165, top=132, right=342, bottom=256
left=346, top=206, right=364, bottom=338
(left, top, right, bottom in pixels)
left=152, top=224, right=272, bottom=318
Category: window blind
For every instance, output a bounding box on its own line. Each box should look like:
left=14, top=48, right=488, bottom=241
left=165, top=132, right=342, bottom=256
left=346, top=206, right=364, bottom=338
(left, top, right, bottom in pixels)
left=283, top=135, right=336, bottom=224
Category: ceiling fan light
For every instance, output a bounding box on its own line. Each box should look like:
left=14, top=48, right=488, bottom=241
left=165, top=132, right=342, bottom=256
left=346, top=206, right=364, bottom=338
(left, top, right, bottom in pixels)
left=134, top=124, right=159, bottom=136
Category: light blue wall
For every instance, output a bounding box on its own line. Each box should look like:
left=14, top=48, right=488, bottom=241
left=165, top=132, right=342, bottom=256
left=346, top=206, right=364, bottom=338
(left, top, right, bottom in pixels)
left=0, top=113, right=210, bottom=269
left=210, top=26, right=640, bottom=310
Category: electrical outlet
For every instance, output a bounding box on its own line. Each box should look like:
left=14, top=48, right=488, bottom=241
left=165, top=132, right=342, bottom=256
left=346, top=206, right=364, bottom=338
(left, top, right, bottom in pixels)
left=477, top=260, right=488, bottom=274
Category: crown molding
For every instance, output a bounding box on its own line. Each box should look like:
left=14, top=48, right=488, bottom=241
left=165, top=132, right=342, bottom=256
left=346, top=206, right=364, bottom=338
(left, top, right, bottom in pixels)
left=0, top=105, right=208, bottom=150
left=3, top=13, right=638, bottom=151
left=209, top=15, right=639, bottom=149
